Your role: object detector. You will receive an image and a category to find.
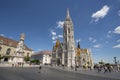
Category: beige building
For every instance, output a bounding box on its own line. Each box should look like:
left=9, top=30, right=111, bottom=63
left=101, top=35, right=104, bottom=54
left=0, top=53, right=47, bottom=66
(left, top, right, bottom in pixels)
left=31, top=50, right=52, bottom=65
left=0, top=35, right=33, bottom=62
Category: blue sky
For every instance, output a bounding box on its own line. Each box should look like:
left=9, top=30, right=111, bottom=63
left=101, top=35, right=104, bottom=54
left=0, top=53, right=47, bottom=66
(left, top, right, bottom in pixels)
left=0, top=0, right=120, bottom=63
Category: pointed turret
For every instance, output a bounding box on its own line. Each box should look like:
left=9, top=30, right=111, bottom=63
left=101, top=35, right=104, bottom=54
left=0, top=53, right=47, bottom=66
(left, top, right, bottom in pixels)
left=66, top=8, right=71, bottom=21
left=77, top=41, right=80, bottom=49
left=20, top=33, right=25, bottom=41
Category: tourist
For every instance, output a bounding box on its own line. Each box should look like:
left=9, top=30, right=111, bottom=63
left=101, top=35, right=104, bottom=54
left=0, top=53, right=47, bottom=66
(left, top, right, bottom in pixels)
left=104, top=66, right=108, bottom=73
left=38, top=64, right=42, bottom=73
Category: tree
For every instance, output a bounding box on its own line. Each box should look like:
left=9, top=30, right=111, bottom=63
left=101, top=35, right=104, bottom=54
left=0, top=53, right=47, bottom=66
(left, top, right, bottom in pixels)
left=0, top=54, right=4, bottom=60
left=30, top=59, right=40, bottom=65
left=24, top=56, right=30, bottom=62
left=99, top=61, right=105, bottom=65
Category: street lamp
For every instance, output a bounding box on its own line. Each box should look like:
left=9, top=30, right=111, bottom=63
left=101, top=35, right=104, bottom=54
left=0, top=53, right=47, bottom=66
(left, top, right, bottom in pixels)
left=75, top=57, right=77, bottom=71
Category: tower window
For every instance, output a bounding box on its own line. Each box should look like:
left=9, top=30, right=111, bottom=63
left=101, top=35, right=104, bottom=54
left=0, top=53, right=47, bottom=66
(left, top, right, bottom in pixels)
left=68, top=28, right=70, bottom=33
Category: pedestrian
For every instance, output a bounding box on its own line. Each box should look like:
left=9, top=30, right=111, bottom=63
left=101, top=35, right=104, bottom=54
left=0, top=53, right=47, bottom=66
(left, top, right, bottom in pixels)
left=12, top=63, right=14, bottom=67
left=75, top=66, right=77, bottom=71
left=38, top=64, right=42, bottom=73
left=104, top=66, right=108, bottom=73
left=71, top=66, right=73, bottom=70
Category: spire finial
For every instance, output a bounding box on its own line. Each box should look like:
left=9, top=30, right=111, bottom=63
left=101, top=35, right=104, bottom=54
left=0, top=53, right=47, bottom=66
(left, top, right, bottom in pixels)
left=66, top=8, right=71, bottom=21
left=20, top=33, right=25, bottom=41
left=67, top=8, right=70, bottom=18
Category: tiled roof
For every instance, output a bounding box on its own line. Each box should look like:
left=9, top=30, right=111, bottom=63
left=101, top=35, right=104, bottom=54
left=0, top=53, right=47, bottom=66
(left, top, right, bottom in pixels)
left=0, top=35, right=33, bottom=51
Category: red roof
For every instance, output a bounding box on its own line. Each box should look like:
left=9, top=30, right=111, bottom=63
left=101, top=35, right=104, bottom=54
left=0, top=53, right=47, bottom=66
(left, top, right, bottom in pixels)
left=0, top=35, right=33, bottom=51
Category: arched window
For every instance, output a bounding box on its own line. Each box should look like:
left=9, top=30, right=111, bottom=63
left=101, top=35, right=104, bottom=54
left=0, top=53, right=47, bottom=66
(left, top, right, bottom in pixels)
left=6, top=48, right=11, bottom=55
left=68, top=28, right=70, bottom=33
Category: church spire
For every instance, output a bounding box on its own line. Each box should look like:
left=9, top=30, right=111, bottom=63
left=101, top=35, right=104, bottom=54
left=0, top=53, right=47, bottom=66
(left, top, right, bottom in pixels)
left=77, top=41, right=80, bottom=49
left=66, top=8, right=71, bottom=21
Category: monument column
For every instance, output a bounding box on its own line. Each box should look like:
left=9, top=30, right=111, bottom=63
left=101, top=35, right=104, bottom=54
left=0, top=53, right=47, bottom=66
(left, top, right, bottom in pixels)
left=12, top=33, right=25, bottom=66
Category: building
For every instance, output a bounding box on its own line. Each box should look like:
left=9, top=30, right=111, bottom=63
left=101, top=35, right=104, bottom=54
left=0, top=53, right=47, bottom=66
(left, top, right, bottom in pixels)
left=52, top=9, right=94, bottom=68
left=31, top=50, right=52, bottom=65
left=0, top=34, right=33, bottom=64
left=75, top=42, right=94, bottom=68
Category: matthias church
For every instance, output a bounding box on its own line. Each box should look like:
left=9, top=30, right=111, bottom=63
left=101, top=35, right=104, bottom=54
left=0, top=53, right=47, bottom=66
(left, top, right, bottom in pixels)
left=52, top=9, right=94, bottom=68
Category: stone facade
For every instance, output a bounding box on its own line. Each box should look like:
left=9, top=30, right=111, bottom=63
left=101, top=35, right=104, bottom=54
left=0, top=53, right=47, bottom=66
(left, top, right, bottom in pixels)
left=75, top=42, right=94, bottom=68
left=0, top=34, right=33, bottom=63
left=52, top=9, right=94, bottom=68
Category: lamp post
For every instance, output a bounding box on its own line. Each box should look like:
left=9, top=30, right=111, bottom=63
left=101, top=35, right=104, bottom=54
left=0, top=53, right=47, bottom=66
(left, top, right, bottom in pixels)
left=75, top=57, right=77, bottom=71
left=114, top=57, right=117, bottom=66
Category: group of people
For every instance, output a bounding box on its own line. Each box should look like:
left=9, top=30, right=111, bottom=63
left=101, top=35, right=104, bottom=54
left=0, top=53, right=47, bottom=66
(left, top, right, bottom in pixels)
left=12, top=62, right=24, bottom=67
left=94, top=65, right=119, bottom=73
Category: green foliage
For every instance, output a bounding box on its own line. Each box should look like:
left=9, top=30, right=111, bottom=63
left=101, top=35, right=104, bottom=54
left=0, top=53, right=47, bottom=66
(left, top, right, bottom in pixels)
left=0, top=54, right=4, bottom=60
left=24, top=56, right=30, bottom=62
left=30, top=59, right=40, bottom=65
left=99, top=61, right=105, bottom=65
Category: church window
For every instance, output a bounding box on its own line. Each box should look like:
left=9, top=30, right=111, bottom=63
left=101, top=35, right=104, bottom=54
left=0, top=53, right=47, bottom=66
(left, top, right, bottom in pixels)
left=69, top=36, right=70, bottom=39
left=68, top=28, right=70, bottom=33
left=6, top=48, right=11, bottom=55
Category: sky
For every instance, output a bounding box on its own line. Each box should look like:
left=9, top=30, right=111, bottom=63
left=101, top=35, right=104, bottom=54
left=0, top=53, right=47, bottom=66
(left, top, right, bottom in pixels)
left=0, top=0, right=120, bottom=63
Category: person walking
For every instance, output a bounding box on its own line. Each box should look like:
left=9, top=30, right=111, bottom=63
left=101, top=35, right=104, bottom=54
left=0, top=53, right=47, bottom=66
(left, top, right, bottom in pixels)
left=38, top=64, right=42, bottom=73
left=104, top=66, right=108, bottom=73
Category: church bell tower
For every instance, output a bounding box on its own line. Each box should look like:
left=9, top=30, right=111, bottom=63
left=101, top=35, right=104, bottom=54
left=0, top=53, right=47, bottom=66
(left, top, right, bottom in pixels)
left=63, top=8, right=76, bottom=67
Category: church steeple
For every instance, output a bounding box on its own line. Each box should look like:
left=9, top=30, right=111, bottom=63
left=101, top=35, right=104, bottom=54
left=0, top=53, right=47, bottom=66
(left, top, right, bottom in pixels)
left=77, top=41, right=80, bottom=49
left=63, top=8, right=76, bottom=67
left=66, top=8, right=71, bottom=21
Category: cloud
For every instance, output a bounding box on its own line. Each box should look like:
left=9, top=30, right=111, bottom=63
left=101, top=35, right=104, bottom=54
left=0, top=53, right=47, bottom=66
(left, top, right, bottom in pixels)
left=91, top=5, right=110, bottom=22
left=52, top=41, right=56, bottom=43
left=58, top=35, right=63, bottom=38
left=118, top=10, right=120, bottom=16
left=56, top=21, right=64, bottom=29
left=113, top=44, right=120, bottom=48
left=93, top=44, right=101, bottom=48
left=51, top=30, right=56, bottom=36
left=117, top=39, right=120, bottom=43
left=113, top=26, right=120, bottom=34
left=38, top=48, right=43, bottom=51
left=89, top=37, right=96, bottom=43
left=52, top=36, right=57, bottom=40
left=89, top=37, right=93, bottom=41
left=108, top=30, right=112, bottom=34
left=50, top=30, right=58, bottom=43
left=106, top=30, right=112, bottom=38
left=76, top=39, right=81, bottom=43
left=0, top=34, right=5, bottom=36
left=93, top=39, right=96, bottom=43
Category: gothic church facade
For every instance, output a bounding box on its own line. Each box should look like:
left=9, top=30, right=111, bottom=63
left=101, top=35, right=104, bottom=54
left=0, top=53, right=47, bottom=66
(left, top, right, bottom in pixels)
left=52, top=9, right=94, bottom=68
